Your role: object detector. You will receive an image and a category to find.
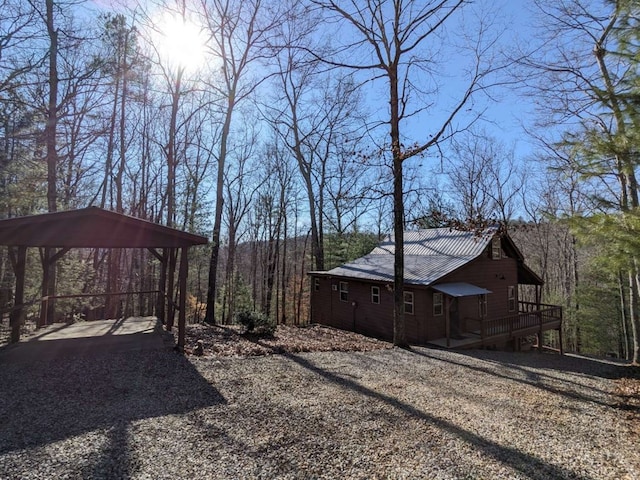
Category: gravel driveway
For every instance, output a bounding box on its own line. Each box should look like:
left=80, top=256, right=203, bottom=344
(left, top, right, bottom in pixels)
left=0, top=343, right=638, bottom=479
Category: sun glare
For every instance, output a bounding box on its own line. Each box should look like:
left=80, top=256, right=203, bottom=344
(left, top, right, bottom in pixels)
left=154, top=12, right=207, bottom=73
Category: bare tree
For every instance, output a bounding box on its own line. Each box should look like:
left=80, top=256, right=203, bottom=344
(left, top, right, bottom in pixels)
left=446, top=131, right=525, bottom=224
left=220, top=125, right=263, bottom=323
left=267, top=3, right=366, bottom=271
left=201, top=0, right=280, bottom=324
left=524, top=0, right=640, bottom=362
left=312, top=0, right=505, bottom=346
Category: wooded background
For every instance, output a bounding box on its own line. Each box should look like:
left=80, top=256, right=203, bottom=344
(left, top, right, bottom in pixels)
left=0, top=0, right=638, bottom=361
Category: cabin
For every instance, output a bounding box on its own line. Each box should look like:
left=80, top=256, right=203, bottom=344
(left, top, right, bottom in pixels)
left=309, top=227, right=563, bottom=351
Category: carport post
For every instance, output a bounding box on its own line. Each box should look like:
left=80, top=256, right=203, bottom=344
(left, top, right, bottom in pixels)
left=9, top=246, right=26, bottom=343
left=167, top=248, right=177, bottom=331
left=177, top=246, right=189, bottom=352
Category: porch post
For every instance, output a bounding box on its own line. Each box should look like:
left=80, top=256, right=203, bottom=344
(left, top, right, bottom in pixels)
left=177, top=246, right=189, bottom=352
left=9, top=246, right=27, bottom=343
left=445, top=296, right=451, bottom=348
left=156, top=248, right=168, bottom=327
left=147, top=248, right=166, bottom=324
left=39, top=248, right=50, bottom=328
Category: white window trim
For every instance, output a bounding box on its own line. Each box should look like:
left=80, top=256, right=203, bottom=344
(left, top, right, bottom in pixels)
left=314, top=277, right=320, bottom=291
left=479, top=294, right=488, bottom=318
left=339, top=281, right=349, bottom=302
left=433, top=292, right=443, bottom=316
left=491, top=237, right=501, bottom=260
left=508, top=285, right=516, bottom=312
left=371, top=286, right=380, bottom=304
left=404, top=291, right=414, bottom=315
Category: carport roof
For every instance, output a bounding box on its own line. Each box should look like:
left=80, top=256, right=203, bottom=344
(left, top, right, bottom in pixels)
left=0, top=207, right=209, bottom=248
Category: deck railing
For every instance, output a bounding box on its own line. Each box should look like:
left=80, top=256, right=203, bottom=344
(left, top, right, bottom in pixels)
left=476, top=302, right=562, bottom=341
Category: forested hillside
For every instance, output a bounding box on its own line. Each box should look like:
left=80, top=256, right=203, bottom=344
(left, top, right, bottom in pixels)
left=0, top=0, right=638, bottom=360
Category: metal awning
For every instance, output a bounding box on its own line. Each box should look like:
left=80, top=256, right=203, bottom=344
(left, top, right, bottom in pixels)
left=432, top=282, right=492, bottom=297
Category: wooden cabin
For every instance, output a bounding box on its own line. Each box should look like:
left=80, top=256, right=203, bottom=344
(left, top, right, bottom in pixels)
left=309, top=227, right=562, bottom=351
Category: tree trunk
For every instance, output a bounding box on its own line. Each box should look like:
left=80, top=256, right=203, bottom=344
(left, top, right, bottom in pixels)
left=223, top=224, right=237, bottom=324
left=43, top=0, right=58, bottom=324
left=628, top=268, right=639, bottom=364
left=45, top=0, right=58, bottom=214
left=389, top=59, right=407, bottom=348
left=280, top=212, right=287, bottom=325
left=618, top=270, right=630, bottom=360
left=205, top=97, right=234, bottom=324
left=116, top=28, right=129, bottom=214
left=632, top=260, right=640, bottom=365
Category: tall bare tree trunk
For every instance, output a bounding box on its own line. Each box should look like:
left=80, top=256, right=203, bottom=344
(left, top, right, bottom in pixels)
left=45, top=0, right=58, bottom=214
left=628, top=268, right=639, bottom=364
left=42, top=0, right=58, bottom=325
left=617, top=271, right=629, bottom=359
left=205, top=104, right=232, bottom=324
left=280, top=212, right=287, bottom=325
left=389, top=54, right=407, bottom=348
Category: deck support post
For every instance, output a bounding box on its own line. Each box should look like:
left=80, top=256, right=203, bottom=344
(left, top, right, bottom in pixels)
left=537, top=310, right=543, bottom=352
left=558, top=328, right=564, bottom=355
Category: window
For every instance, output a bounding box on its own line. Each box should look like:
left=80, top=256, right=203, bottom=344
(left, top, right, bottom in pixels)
left=404, top=291, right=414, bottom=315
left=491, top=236, right=501, bottom=260
left=508, top=285, right=516, bottom=312
left=339, top=281, right=349, bottom=302
left=478, top=294, right=488, bottom=318
left=371, top=286, right=380, bottom=304
left=433, top=292, right=443, bottom=316
left=314, top=278, right=320, bottom=291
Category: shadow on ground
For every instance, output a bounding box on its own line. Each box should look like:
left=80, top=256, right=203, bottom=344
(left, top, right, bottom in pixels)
left=283, top=350, right=598, bottom=480
left=0, top=334, right=226, bottom=457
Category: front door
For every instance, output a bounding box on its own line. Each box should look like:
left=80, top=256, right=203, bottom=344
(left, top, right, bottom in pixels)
left=450, top=297, right=461, bottom=338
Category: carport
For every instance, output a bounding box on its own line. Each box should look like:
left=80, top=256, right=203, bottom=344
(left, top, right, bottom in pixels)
left=0, top=207, right=208, bottom=351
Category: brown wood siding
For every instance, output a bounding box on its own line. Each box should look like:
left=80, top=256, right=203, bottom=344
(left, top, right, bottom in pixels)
left=404, top=287, right=429, bottom=344
left=310, top=276, right=396, bottom=342
left=311, top=245, right=522, bottom=345
left=423, top=290, right=446, bottom=341
left=350, top=281, right=394, bottom=341
left=310, top=277, right=335, bottom=327
left=311, top=276, right=433, bottom=343
left=443, top=254, right=519, bottom=319
left=417, top=248, right=521, bottom=342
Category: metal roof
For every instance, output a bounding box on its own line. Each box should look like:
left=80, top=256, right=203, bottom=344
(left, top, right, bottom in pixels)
left=315, top=227, right=496, bottom=286
left=321, top=253, right=473, bottom=286
left=372, top=228, right=495, bottom=257
left=0, top=207, right=209, bottom=248
left=432, top=282, right=492, bottom=297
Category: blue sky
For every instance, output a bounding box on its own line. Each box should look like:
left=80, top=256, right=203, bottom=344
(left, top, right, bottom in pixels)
left=334, top=0, right=543, bottom=165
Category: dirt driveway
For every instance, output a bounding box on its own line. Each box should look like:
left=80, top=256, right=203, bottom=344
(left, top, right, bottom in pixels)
left=0, top=336, right=637, bottom=479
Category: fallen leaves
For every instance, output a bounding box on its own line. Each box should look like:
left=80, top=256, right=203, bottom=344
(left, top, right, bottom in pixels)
left=183, top=323, right=392, bottom=358
left=614, top=375, right=640, bottom=437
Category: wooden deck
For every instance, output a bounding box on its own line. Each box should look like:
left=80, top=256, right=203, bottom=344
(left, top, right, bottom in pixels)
left=429, top=302, right=562, bottom=350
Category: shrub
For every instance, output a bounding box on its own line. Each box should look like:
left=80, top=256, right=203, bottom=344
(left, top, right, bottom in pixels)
left=234, top=310, right=276, bottom=336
